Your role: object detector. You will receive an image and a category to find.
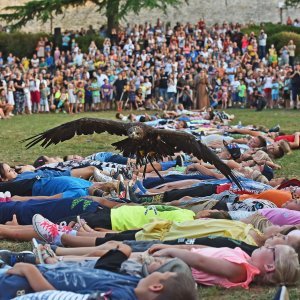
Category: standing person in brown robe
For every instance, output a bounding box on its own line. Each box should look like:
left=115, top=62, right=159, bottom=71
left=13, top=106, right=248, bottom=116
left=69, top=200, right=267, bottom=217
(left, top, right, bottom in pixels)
left=194, top=70, right=209, bottom=109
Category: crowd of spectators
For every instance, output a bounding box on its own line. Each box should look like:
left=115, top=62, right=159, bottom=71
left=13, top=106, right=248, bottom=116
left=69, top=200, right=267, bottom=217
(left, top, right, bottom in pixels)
left=0, top=14, right=300, bottom=300
left=0, top=18, right=299, bottom=120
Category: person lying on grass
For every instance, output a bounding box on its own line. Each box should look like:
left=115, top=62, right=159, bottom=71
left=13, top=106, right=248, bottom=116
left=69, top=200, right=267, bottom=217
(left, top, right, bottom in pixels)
left=148, top=243, right=300, bottom=288
left=0, top=243, right=197, bottom=300
left=2, top=212, right=300, bottom=256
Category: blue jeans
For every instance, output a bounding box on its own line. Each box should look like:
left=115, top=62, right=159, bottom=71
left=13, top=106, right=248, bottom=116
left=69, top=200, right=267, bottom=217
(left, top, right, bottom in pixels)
left=292, top=85, right=300, bottom=106
left=159, top=88, right=168, bottom=102
left=259, top=46, right=266, bottom=59
left=167, top=92, right=176, bottom=102
left=232, top=92, right=239, bottom=103
left=89, top=152, right=128, bottom=164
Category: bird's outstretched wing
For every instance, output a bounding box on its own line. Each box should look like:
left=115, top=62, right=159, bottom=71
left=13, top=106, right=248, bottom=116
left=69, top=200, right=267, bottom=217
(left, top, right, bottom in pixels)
left=151, top=128, right=242, bottom=189
left=22, top=118, right=131, bottom=149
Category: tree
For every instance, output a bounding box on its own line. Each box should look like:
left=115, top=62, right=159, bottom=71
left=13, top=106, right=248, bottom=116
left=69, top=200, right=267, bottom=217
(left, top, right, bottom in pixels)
left=285, top=0, right=300, bottom=7
left=0, top=0, right=188, bottom=34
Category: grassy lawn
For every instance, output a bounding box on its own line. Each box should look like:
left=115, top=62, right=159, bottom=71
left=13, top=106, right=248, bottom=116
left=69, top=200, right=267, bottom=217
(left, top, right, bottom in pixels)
left=0, top=109, right=299, bottom=299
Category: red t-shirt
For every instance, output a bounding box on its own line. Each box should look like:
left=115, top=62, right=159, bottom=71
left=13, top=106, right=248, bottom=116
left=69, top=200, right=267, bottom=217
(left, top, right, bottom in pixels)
left=274, top=135, right=295, bottom=143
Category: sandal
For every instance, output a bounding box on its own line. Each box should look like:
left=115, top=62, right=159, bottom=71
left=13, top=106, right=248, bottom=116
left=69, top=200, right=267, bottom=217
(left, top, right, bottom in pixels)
left=76, top=215, right=87, bottom=227
left=72, top=216, right=88, bottom=231
left=32, top=238, right=57, bottom=264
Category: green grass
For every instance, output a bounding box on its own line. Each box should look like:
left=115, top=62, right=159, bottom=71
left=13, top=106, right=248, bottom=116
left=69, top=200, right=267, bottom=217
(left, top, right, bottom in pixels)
left=0, top=109, right=300, bottom=299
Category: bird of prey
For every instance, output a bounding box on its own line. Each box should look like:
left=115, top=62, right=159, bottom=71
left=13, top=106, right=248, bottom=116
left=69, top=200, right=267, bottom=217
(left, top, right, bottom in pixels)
left=22, top=118, right=242, bottom=188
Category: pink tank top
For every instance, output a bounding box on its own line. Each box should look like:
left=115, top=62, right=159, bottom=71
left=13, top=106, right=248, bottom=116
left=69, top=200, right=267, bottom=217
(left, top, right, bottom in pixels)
left=191, top=247, right=260, bottom=289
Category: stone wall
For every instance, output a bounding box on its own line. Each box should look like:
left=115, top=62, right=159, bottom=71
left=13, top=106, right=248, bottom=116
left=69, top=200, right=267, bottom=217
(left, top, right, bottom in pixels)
left=0, top=0, right=299, bottom=33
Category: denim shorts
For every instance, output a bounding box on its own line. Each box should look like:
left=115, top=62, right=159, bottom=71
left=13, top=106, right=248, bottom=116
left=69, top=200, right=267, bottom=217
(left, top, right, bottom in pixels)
left=159, top=161, right=176, bottom=171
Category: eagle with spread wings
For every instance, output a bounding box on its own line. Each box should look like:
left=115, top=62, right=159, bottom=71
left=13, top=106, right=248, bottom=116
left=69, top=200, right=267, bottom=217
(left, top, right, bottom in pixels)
left=22, top=118, right=241, bottom=188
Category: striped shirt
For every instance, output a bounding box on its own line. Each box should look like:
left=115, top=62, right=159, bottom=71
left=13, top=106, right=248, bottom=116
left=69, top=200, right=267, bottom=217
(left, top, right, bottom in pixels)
left=14, top=291, right=89, bottom=300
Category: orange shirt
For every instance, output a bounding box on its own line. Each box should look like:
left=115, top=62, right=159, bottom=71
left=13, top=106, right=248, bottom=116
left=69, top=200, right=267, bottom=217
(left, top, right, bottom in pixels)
left=239, top=190, right=292, bottom=208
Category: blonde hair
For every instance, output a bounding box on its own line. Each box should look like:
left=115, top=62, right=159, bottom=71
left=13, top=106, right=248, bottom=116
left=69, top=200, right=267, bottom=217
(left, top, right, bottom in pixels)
left=289, top=235, right=300, bottom=262
left=259, top=245, right=300, bottom=286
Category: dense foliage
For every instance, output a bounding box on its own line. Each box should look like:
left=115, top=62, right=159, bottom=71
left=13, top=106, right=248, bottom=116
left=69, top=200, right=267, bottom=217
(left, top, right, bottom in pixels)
left=0, top=32, right=104, bottom=58
left=0, top=0, right=188, bottom=33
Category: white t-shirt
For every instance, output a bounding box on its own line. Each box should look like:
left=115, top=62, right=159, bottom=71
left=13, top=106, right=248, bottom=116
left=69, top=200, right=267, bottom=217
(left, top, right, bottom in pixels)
left=96, top=73, right=109, bottom=87
left=231, top=80, right=240, bottom=92
left=264, top=76, right=273, bottom=89
left=31, top=58, right=39, bottom=68
left=143, top=82, right=152, bottom=95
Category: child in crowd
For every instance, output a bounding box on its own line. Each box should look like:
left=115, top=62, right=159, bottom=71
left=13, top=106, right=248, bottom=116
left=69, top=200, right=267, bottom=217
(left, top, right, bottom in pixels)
left=90, top=77, right=101, bottom=111
left=247, top=82, right=255, bottom=108
left=238, top=80, right=246, bottom=108
left=221, top=82, right=228, bottom=109
left=128, top=82, right=137, bottom=111
left=39, top=83, right=48, bottom=113
left=75, top=81, right=85, bottom=113
left=54, top=86, right=68, bottom=113
left=101, top=78, right=113, bottom=110
left=67, top=82, right=76, bottom=114
left=271, top=78, right=280, bottom=109
left=84, top=79, right=93, bottom=112
left=7, top=80, right=15, bottom=108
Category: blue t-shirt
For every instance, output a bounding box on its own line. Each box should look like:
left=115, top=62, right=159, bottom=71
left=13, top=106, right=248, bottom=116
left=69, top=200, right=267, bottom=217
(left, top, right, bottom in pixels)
left=15, top=169, right=71, bottom=181
left=32, top=176, right=92, bottom=198
left=0, top=197, right=98, bottom=225
left=0, top=263, right=139, bottom=300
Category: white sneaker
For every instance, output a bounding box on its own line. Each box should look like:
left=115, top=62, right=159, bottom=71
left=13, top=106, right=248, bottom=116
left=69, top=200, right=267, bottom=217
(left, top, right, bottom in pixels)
left=32, top=214, right=71, bottom=244
left=93, top=169, right=113, bottom=182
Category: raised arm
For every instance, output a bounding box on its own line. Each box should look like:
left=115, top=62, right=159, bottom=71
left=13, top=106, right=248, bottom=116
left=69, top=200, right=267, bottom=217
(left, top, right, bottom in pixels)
left=228, top=128, right=262, bottom=137
left=11, top=194, right=63, bottom=201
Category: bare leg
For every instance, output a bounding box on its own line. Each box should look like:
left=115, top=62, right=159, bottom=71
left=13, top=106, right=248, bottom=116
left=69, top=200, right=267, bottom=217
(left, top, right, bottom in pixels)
left=191, top=165, right=224, bottom=179
left=147, top=179, right=201, bottom=192
left=138, top=162, right=163, bottom=173
left=0, top=226, right=38, bottom=241
left=70, top=166, right=97, bottom=179
left=76, top=230, right=112, bottom=238
left=61, top=234, right=97, bottom=247
left=86, top=196, right=125, bottom=208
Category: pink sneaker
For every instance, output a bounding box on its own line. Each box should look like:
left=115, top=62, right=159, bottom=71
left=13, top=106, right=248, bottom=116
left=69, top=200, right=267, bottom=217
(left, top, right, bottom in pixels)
left=0, top=192, right=11, bottom=203
left=32, top=214, right=72, bottom=244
